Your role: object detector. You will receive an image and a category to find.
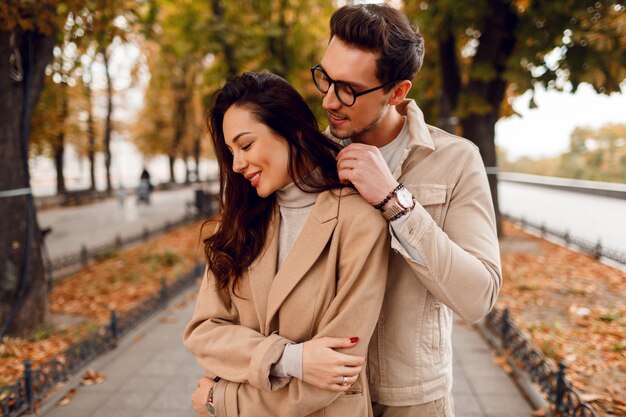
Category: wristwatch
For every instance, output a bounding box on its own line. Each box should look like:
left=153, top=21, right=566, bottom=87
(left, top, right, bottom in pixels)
left=206, top=386, right=217, bottom=417
left=382, top=185, right=415, bottom=221
left=205, top=377, right=221, bottom=417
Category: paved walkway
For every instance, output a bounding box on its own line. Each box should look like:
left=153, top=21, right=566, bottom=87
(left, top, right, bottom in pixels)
left=35, top=286, right=533, bottom=417
left=38, top=187, right=197, bottom=259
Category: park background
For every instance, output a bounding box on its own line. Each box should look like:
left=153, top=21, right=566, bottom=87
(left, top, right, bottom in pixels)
left=0, top=1, right=625, bottom=417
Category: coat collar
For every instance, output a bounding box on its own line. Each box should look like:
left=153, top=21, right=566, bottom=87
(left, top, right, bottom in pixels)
left=247, top=189, right=344, bottom=332
left=391, top=100, right=435, bottom=179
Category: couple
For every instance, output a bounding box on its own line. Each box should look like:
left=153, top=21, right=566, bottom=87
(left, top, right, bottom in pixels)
left=184, top=4, right=501, bottom=417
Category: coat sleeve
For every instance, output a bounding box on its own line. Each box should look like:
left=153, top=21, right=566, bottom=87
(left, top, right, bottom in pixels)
left=183, top=269, right=293, bottom=389
left=220, top=204, right=390, bottom=417
left=392, top=147, right=502, bottom=322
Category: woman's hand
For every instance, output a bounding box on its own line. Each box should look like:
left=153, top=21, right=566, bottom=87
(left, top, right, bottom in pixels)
left=302, top=337, right=365, bottom=392
left=191, top=376, right=217, bottom=417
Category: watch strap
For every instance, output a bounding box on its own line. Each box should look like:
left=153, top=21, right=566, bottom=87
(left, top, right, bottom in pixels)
left=374, top=183, right=403, bottom=210
left=382, top=196, right=416, bottom=221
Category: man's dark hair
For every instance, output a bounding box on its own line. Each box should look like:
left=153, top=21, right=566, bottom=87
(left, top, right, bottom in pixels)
left=330, top=4, right=424, bottom=87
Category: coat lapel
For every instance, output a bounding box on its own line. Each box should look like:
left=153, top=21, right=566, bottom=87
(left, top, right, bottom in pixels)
left=247, top=208, right=279, bottom=332
left=264, top=190, right=341, bottom=330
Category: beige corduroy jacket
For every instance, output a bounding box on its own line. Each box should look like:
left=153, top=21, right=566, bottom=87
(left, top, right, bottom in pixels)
left=184, top=188, right=390, bottom=417
left=361, top=100, right=502, bottom=406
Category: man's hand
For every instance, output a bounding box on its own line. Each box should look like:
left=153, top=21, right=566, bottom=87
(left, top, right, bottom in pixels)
left=191, top=376, right=217, bottom=417
left=302, top=337, right=365, bottom=392
left=336, top=143, right=398, bottom=206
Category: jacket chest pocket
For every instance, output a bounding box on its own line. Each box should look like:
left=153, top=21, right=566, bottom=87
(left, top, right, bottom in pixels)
left=406, top=184, right=448, bottom=225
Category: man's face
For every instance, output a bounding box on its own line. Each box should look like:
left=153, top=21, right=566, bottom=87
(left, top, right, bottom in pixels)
left=319, top=37, right=393, bottom=142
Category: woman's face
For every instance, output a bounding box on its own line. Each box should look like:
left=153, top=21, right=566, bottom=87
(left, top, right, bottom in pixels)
left=223, top=105, right=292, bottom=198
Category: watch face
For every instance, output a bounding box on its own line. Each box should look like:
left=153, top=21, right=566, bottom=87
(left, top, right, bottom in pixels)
left=206, top=403, right=217, bottom=417
left=396, top=188, right=413, bottom=208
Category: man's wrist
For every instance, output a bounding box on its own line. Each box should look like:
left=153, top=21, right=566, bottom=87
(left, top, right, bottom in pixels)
left=373, top=183, right=401, bottom=210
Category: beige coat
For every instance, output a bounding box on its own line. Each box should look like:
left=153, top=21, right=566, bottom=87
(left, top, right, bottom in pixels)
left=184, top=189, right=390, bottom=417
left=364, top=100, right=502, bottom=405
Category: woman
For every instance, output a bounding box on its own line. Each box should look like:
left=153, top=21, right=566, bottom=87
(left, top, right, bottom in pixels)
left=183, top=72, right=389, bottom=417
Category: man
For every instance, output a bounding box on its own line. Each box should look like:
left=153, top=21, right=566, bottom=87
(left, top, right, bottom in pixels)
left=312, top=4, right=502, bottom=416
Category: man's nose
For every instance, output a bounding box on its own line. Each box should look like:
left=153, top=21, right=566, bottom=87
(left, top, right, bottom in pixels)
left=322, top=85, right=341, bottom=110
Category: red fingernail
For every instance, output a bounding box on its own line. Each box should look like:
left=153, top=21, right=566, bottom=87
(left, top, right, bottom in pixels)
left=350, top=337, right=359, bottom=343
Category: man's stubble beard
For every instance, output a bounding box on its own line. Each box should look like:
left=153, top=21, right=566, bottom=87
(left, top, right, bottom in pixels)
left=329, top=105, right=385, bottom=144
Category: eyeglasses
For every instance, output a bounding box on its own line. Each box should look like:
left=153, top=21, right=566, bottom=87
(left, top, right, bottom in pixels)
left=311, top=64, right=399, bottom=107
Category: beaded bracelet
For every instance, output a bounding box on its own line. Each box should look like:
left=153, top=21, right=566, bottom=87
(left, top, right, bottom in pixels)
left=373, top=183, right=403, bottom=210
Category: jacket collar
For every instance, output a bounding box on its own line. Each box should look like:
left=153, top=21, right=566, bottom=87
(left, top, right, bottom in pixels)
left=247, top=189, right=342, bottom=332
left=392, top=99, right=435, bottom=178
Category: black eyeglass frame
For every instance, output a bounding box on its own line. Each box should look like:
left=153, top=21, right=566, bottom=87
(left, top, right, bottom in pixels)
left=310, top=64, right=400, bottom=107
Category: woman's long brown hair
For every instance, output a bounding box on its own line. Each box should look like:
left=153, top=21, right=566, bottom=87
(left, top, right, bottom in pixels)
left=205, top=72, right=344, bottom=292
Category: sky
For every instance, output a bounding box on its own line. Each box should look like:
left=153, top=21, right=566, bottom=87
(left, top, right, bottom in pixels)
left=495, top=83, right=626, bottom=161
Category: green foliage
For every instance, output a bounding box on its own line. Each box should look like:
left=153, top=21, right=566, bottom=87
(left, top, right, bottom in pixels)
left=33, top=325, right=55, bottom=341
left=141, top=251, right=182, bottom=267
left=133, top=0, right=334, bottom=158
left=404, top=1, right=626, bottom=125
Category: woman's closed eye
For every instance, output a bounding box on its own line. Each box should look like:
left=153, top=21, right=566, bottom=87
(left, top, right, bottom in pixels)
left=241, top=142, right=253, bottom=151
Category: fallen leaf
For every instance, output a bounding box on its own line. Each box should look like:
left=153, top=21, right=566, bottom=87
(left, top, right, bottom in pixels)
left=159, top=316, right=176, bottom=324
left=81, top=369, right=105, bottom=385
left=57, top=389, right=76, bottom=406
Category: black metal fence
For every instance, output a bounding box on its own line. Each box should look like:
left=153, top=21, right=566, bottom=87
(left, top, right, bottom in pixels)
left=503, top=213, right=626, bottom=265
left=0, top=263, right=204, bottom=417
left=46, top=183, right=219, bottom=277
left=485, top=307, right=598, bottom=417
left=46, top=214, right=194, bottom=275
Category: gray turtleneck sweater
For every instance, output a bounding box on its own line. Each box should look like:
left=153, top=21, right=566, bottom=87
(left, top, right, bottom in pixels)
left=269, top=181, right=319, bottom=380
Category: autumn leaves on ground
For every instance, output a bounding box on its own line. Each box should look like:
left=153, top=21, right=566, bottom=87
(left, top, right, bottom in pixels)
left=0, top=220, right=206, bottom=390
left=499, top=222, right=625, bottom=416
left=1, top=220, right=624, bottom=416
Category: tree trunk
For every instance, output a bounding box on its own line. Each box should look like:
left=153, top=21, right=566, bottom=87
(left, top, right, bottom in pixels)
left=437, top=26, right=461, bottom=134
left=170, top=75, right=189, bottom=184
left=102, top=48, right=113, bottom=194
left=53, top=140, right=66, bottom=194
left=85, top=65, right=97, bottom=191
left=211, top=0, right=238, bottom=79
left=54, top=84, right=68, bottom=195
left=458, top=0, right=517, bottom=237
left=168, top=154, right=176, bottom=184
left=183, top=152, right=191, bottom=184
left=0, top=30, right=54, bottom=338
left=193, top=132, right=201, bottom=182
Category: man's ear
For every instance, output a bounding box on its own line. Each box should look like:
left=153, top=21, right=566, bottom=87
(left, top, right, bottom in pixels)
left=389, top=80, right=412, bottom=105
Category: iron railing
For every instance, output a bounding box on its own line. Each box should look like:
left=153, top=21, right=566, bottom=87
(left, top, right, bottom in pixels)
left=503, top=213, right=626, bottom=265
left=46, top=214, right=194, bottom=275
left=485, top=307, right=598, bottom=417
left=0, top=263, right=204, bottom=417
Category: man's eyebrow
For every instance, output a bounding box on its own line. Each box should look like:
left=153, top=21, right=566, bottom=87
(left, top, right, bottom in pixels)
left=232, top=131, right=252, bottom=143
left=319, top=64, right=367, bottom=89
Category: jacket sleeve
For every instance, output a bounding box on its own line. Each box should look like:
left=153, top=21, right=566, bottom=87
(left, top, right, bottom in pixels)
left=220, top=206, right=390, bottom=417
left=393, top=147, right=502, bottom=322
left=183, top=269, right=293, bottom=389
